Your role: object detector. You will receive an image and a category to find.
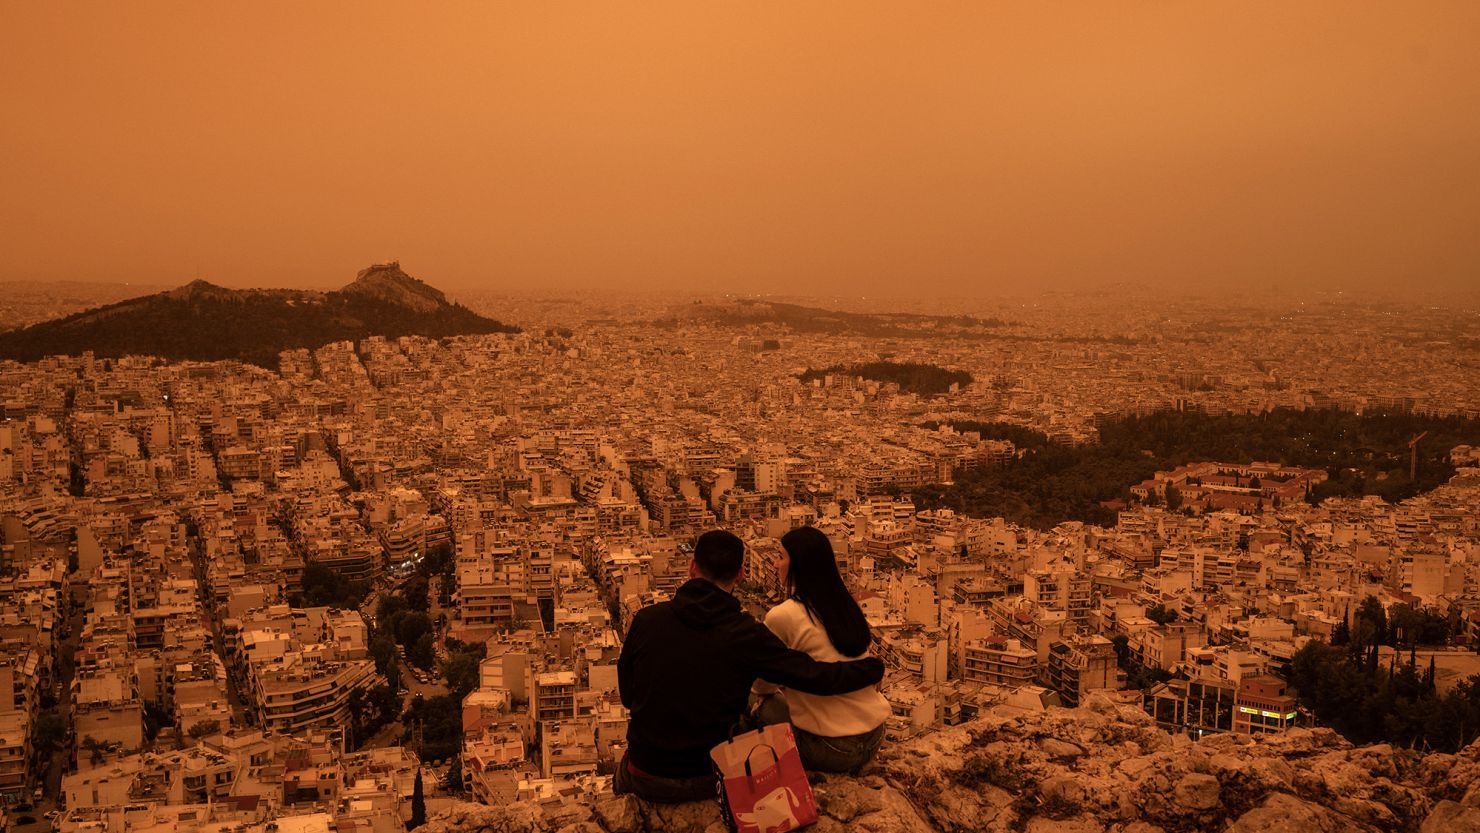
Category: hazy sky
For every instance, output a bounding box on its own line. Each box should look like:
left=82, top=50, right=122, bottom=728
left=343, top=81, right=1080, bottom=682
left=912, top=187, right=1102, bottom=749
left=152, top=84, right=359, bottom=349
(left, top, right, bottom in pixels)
left=2, top=3, right=1477, bottom=297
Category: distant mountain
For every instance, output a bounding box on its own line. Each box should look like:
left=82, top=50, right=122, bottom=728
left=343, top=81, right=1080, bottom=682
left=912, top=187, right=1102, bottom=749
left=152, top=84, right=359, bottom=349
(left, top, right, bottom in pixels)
left=667, top=298, right=1012, bottom=338
left=0, top=262, right=519, bottom=367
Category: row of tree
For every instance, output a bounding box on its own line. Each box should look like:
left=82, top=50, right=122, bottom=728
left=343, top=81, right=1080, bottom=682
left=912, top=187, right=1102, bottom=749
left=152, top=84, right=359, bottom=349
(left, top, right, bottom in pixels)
left=1332, top=597, right=1462, bottom=649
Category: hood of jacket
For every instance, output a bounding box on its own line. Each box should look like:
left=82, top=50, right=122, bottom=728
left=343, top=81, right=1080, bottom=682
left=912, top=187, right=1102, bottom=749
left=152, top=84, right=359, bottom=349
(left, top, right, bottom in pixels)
left=670, top=578, right=741, bottom=630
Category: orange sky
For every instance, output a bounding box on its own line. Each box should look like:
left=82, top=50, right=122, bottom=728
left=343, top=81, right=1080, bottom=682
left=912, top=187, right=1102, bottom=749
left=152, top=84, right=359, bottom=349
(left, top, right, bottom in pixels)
left=2, top=2, right=1477, bottom=297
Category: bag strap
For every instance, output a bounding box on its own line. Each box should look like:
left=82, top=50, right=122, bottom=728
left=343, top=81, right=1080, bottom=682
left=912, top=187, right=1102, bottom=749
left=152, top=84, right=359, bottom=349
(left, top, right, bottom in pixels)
left=743, top=743, right=779, bottom=785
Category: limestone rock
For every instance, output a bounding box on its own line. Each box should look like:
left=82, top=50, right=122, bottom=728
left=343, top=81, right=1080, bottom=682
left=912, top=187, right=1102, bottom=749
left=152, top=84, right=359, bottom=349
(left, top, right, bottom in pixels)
left=1423, top=800, right=1480, bottom=833
left=1040, top=774, right=1087, bottom=806
left=1227, top=792, right=1366, bottom=833
left=1174, top=772, right=1220, bottom=810
left=1025, top=816, right=1105, bottom=833
left=421, top=800, right=546, bottom=833
left=639, top=799, right=724, bottom=833
left=412, top=700, right=1474, bottom=833
left=1041, top=738, right=1086, bottom=759
left=595, top=795, right=641, bottom=833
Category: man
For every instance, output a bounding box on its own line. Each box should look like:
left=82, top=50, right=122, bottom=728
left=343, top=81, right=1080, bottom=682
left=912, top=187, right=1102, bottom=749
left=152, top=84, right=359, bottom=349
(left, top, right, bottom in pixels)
left=616, top=529, right=885, bottom=802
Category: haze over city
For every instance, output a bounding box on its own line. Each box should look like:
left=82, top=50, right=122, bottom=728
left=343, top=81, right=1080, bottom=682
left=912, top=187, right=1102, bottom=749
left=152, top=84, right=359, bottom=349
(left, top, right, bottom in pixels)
left=5, top=6, right=1480, bottom=833
left=4, top=2, right=1480, bottom=298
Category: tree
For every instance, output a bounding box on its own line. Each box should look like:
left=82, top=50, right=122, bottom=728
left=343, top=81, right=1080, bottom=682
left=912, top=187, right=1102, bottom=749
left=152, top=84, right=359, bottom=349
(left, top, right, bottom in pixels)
left=1164, top=483, right=1183, bottom=512
left=410, top=768, right=426, bottom=829
left=1146, top=604, right=1178, bottom=625
left=187, top=720, right=222, bottom=740
left=410, top=632, right=436, bottom=670
left=298, top=563, right=370, bottom=609
left=441, top=756, right=463, bottom=793
left=80, top=736, right=113, bottom=767
left=376, top=592, right=408, bottom=625
left=1356, top=596, right=1390, bottom=648
left=1331, top=619, right=1350, bottom=646
left=370, top=634, right=401, bottom=687
left=403, top=575, right=430, bottom=612
left=442, top=649, right=482, bottom=699
left=370, top=684, right=402, bottom=724
left=346, top=688, right=369, bottom=750
left=1390, top=603, right=1424, bottom=647
left=396, top=611, right=433, bottom=648
left=33, top=711, right=66, bottom=755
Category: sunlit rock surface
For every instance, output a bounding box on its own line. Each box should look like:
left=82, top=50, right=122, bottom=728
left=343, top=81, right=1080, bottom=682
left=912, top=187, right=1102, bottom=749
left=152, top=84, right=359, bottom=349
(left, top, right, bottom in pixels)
left=420, top=694, right=1480, bottom=833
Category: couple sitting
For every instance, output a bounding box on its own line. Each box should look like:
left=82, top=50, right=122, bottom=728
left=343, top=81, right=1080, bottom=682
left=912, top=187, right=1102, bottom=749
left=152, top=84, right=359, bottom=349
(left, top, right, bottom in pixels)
left=616, top=527, right=891, bottom=803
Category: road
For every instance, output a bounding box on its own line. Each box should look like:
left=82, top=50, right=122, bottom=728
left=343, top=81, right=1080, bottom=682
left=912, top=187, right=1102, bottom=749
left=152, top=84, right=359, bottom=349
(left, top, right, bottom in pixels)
left=11, top=583, right=90, bottom=833
left=398, top=654, right=449, bottom=700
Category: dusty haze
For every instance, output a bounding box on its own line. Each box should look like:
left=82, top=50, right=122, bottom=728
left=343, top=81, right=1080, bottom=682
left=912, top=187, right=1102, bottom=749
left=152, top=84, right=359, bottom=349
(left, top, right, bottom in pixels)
left=2, top=2, right=1477, bottom=297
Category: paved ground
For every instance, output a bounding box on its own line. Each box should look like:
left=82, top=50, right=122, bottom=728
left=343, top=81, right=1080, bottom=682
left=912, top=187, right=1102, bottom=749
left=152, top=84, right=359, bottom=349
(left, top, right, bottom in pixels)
left=1377, top=645, right=1480, bottom=695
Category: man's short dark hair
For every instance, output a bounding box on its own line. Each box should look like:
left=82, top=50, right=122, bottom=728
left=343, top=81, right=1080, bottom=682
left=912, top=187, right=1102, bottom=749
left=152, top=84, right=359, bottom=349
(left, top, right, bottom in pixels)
left=694, top=530, right=745, bottom=583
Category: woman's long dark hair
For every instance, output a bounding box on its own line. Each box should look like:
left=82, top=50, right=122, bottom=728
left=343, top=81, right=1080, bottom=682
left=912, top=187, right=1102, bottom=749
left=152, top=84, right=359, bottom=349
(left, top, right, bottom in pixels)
left=781, top=526, right=872, bottom=657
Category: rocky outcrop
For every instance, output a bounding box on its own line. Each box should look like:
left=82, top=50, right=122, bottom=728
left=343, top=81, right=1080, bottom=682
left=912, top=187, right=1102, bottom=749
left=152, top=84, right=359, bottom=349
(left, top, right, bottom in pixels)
left=421, top=694, right=1480, bottom=833
left=341, top=261, right=450, bottom=314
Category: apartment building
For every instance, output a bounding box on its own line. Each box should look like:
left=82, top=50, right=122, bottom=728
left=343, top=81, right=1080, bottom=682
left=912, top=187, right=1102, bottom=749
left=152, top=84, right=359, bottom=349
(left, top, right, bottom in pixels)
left=1044, top=636, right=1122, bottom=708
left=959, top=637, right=1038, bottom=687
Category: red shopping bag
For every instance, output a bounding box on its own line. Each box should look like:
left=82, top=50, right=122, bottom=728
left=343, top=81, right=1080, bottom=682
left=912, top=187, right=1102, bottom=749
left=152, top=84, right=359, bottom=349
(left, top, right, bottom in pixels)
left=710, top=722, right=818, bottom=833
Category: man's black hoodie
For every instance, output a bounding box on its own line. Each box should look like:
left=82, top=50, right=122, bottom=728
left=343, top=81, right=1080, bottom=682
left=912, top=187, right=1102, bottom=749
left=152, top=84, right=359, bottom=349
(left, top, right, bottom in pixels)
left=618, top=578, right=886, bottom=778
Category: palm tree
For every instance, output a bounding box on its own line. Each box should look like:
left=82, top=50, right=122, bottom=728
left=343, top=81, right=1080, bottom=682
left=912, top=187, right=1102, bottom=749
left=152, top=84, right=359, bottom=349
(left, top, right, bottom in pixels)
left=80, top=736, right=109, bottom=767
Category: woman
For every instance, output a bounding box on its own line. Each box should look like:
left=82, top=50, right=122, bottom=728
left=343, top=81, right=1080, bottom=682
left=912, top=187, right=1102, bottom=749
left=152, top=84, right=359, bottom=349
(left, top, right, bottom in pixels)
left=753, top=526, right=891, bottom=773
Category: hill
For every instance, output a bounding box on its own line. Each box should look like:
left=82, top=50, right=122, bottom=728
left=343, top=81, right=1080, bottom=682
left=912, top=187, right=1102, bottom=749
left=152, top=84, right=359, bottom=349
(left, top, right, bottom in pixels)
left=667, top=298, right=1143, bottom=344
left=669, top=298, right=1013, bottom=338
left=0, top=262, right=519, bottom=367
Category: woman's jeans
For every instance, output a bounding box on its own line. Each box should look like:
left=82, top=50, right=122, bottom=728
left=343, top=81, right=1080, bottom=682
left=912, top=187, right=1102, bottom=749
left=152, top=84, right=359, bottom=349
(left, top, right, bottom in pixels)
left=754, top=693, right=886, bottom=774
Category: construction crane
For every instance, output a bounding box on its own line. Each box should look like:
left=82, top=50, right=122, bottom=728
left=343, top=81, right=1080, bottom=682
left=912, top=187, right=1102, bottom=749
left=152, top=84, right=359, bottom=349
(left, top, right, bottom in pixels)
left=1409, top=431, right=1428, bottom=480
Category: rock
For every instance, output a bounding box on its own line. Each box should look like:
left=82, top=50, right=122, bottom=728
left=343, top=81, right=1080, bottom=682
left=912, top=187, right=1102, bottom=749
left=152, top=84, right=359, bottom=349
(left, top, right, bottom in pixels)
left=410, top=700, right=1479, bottom=833
left=813, top=779, right=886, bottom=822
left=848, top=784, right=938, bottom=833
left=1041, top=738, right=1086, bottom=759
left=1174, top=773, right=1220, bottom=810
left=1026, top=816, right=1105, bottom=833
left=640, top=799, right=723, bottom=833
left=595, top=795, right=641, bottom=833
left=1227, top=792, right=1365, bottom=833
left=1259, top=727, right=1351, bottom=757
left=420, top=802, right=546, bottom=833
left=1423, top=800, right=1480, bottom=833
left=1117, top=756, right=1153, bottom=779
left=1041, top=774, right=1087, bottom=806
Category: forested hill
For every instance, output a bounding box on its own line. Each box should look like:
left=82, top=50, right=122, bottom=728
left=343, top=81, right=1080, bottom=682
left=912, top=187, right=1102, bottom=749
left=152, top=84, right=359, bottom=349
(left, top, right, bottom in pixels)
left=671, top=298, right=1012, bottom=337
left=0, top=263, right=519, bottom=367
left=905, top=408, right=1480, bottom=529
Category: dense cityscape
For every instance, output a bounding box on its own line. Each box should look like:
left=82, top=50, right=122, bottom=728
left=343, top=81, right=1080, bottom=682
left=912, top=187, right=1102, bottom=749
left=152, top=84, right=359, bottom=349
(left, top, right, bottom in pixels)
left=6, top=3, right=1480, bottom=830
left=1, top=278, right=1478, bottom=832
